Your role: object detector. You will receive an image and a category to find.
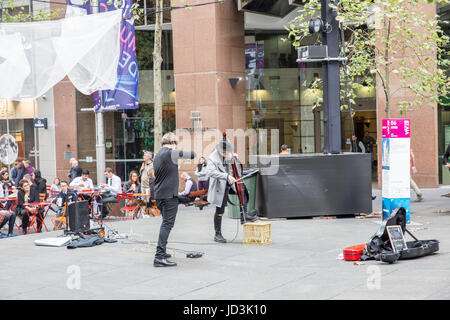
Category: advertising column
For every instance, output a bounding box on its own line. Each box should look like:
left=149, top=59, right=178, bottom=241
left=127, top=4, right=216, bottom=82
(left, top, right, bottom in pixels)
left=382, top=119, right=411, bottom=223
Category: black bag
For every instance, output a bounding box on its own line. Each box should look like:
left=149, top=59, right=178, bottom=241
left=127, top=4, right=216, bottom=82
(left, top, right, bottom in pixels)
left=67, top=233, right=104, bottom=249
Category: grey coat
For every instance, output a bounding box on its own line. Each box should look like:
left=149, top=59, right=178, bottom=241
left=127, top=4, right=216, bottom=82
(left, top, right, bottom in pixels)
left=206, top=149, right=231, bottom=207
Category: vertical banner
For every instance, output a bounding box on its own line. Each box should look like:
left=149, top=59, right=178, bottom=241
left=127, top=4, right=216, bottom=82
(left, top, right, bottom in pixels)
left=382, top=119, right=411, bottom=223
left=94, top=0, right=139, bottom=112
left=66, top=0, right=93, bottom=14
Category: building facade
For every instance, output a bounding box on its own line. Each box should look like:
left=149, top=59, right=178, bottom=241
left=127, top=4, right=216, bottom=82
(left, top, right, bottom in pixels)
left=0, top=0, right=447, bottom=187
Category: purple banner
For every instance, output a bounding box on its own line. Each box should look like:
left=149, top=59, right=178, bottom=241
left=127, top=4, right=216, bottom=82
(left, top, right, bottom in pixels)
left=245, top=43, right=264, bottom=71
left=66, top=0, right=93, bottom=14
left=93, top=0, right=139, bottom=112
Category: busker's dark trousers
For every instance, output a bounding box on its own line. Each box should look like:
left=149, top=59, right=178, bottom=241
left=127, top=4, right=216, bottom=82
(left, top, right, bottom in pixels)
left=155, top=197, right=179, bottom=259
left=215, top=186, right=230, bottom=216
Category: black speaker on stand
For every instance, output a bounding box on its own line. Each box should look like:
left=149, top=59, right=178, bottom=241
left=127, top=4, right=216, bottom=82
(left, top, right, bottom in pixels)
left=67, top=200, right=90, bottom=233
left=64, top=197, right=105, bottom=238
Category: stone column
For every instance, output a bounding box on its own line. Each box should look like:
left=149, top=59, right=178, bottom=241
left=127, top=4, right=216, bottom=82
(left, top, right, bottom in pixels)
left=53, top=78, right=78, bottom=180
left=171, top=0, right=246, bottom=156
left=376, top=2, right=438, bottom=188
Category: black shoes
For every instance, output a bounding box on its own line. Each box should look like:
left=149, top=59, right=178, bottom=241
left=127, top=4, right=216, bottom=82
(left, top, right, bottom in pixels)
left=153, top=258, right=177, bottom=267
left=240, top=214, right=258, bottom=224
left=214, top=233, right=227, bottom=243
left=164, top=253, right=172, bottom=259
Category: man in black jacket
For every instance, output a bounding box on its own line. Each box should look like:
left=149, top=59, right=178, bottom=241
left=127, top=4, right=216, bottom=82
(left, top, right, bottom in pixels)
left=16, top=179, right=41, bottom=234
left=153, top=132, right=195, bottom=267
left=68, top=159, right=83, bottom=183
left=52, top=181, right=78, bottom=217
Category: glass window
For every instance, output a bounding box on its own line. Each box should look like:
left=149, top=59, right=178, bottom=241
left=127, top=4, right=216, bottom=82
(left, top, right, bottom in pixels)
left=135, top=0, right=171, bottom=27
left=245, top=32, right=323, bottom=154
left=0, top=100, right=38, bottom=169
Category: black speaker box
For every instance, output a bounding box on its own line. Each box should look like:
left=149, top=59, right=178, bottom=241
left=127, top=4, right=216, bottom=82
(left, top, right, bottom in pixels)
left=67, top=200, right=90, bottom=233
left=253, top=153, right=372, bottom=218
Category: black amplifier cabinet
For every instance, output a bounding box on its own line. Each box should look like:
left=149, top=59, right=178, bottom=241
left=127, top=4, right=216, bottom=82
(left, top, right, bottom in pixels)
left=252, top=153, right=372, bottom=218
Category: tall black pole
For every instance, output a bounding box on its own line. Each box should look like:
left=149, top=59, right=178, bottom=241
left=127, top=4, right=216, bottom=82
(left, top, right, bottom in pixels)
left=321, top=0, right=342, bottom=154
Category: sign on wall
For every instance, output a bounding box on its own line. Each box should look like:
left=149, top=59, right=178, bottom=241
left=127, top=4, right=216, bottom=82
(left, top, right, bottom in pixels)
left=382, top=118, right=411, bottom=223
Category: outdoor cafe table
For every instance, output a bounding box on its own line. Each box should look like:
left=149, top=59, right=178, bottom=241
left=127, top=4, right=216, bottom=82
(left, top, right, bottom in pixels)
left=24, top=202, right=53, bottom=233
left=131, top=193, right=150, bottom=217
left=76, top=189, right=107, bottom=219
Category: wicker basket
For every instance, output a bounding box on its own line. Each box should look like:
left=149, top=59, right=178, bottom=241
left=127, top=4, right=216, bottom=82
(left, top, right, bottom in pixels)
left=243, top=222, right=271, bottom=245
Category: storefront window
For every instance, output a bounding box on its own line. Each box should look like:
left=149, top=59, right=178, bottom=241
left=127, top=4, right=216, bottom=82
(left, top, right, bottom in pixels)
left=0, top=100, right=38, bottom=169
left=135, top=0, right=172, bottom=27
left=245, top=32, right=323, bottom=154
left=245, top=31, right=377, bottom=162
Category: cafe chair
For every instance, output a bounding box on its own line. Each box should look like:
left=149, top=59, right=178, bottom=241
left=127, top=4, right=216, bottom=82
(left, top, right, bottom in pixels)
left=118, top=193, right=138, bottom=220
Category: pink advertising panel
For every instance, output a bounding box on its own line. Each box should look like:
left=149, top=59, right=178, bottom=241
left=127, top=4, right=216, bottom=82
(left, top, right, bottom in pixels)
left=382, top=119, right=410, bottom=138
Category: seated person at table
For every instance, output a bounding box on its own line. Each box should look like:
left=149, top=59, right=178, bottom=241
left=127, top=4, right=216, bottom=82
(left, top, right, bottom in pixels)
left=97, top=167, right=122, bottom=219
left=0, top=173, right=18, bottom=237
left=123, top=171, right=142, bottom=194
left=70, top=170, right=94, bottom=192
left=52, top=181, right=78, bottom=217
left=1, top=170, right=14, bottom=192
left=178, top=172, right=198, bottom=204
left=49, top=177, right=61, bottom=201
left=15, top=179, right=42, bottom=234
left=32, top=170, right=48, bottom=200
left=23, top=174, right=38, bottom=194
left=0, top=171, right=15, bottom=211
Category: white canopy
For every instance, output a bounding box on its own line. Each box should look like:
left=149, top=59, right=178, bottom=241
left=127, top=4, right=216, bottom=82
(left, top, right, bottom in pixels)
left=0, top=10, right=122, bottom=100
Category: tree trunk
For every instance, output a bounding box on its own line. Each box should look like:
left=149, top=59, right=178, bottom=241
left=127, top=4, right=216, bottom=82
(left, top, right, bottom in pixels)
left=384, top=17, right=391, bottom=118
left=153, top=0, right=163, bottom=154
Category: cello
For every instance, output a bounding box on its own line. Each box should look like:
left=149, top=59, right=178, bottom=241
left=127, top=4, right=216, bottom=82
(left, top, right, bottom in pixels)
left=223, top=132, right=258, bottom=224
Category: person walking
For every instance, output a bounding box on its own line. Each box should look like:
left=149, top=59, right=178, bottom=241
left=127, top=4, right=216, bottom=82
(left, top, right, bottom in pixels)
left=153, top=132, right=195, bottom=267
left=362, top=131, right=376, bottom=167
left=195, top=157, right=209, bottom=191
left=410, top=149, right=423, bottom=202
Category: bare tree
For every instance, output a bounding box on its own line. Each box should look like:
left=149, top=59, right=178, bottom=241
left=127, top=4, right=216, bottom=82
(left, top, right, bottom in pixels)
left=153, top=0, right=163, bottom=153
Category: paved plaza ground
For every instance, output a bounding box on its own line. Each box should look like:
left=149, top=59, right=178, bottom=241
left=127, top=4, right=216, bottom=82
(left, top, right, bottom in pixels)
left=1, top=186, right=450, bottom=300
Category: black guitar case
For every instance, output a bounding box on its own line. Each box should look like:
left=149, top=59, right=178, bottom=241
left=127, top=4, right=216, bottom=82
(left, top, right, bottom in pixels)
left=362, top=207, right=439, bottom=263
